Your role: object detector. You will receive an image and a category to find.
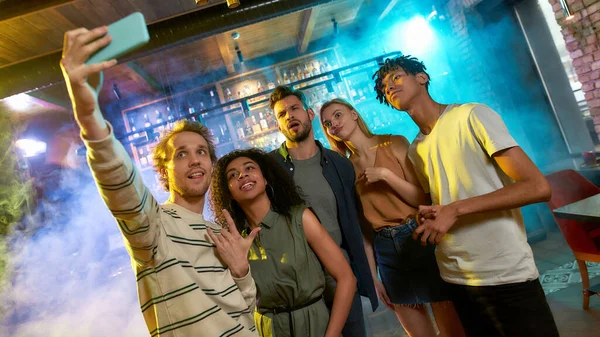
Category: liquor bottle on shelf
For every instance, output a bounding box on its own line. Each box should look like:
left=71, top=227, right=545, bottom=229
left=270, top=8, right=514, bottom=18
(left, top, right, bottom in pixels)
left=167, top=107, right=175, bottom=121
left=268, top=77, right=276, bottom=90
left=210, top=90, right=217, bottom=106
left=283, top=71, right=290, bottom=84
left=226, top=88, right=233, bottom=101
left=312, top=61, right=320, bottom=76
left=201, top=111, right=209, bottom=121
left=188, top=107, right=196, bottom=121
left=139, top=147, right=148, bottom=166
left=154, top=110, right=164, bottom=133
left=199, top=101, right=206, bottom=112
left=245, top=117, right=254, bottom=136
left=324, top=57, right=332, bottom=72
left=132, top=124, right=141, bottom=140
left=219, top=123, right=231, bottom=142
left=210, top=128, right=220, bottom=145
left=235, top=120, right=245, bottom=139
left=166, top=107, right=175, bottom=129
left=178, top=104, right=187, bottom=119
left=333, top=56, right=342, bottom=70
left=257, top=81, right=263, bottom=93
left=266, top=110, right=277, bottom=128
left=143, top=148, right=151, bottom=166
left=309, top=92, right=318, bottom=106
left=145, top=145, right=153, bottom=165
left=320, top=60, right=327, bottom=74
left=128, top=117, right=138, bottom=140
left=251, top=115, right=262, bottom=134
left=297, top=65, right=304, bottom=80
left=143, top=113, right=152, bottom=128
left=243, top=85, right=251, bottom=97
left=304, top=64, right=310, bottom=79
left=290, top=72, right=297, bottom=83
left=259, top=112, right=269, bottom=131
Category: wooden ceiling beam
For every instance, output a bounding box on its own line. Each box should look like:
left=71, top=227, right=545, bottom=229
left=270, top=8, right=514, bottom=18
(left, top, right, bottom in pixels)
left=215, top=33, right=236, bottom=75
left=0, top=0, right=75, bottom=22
left=297, top=7, right=320, bottom=55
left=1, top=0, right=337, bottom=99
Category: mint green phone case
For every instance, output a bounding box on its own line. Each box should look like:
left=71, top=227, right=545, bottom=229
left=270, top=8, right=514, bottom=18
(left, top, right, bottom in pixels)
left=86, top=12, right=150, bottom=65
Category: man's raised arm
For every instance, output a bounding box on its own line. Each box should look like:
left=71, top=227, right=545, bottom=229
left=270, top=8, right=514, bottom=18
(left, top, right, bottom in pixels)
left=61, top=26, right=161, bottom=265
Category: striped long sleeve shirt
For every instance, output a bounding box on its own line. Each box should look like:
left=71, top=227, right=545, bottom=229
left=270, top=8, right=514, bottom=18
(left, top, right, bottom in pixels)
left=83, top=123, right=258, bottom=337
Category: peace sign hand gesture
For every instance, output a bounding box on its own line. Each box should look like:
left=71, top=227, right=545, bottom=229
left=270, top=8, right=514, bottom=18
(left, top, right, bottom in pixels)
left=207, top=209, right=261, bottom=278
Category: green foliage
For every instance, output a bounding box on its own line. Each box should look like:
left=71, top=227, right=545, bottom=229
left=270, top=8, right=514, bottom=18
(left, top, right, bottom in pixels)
left=0, top=111, right=33, bottom=285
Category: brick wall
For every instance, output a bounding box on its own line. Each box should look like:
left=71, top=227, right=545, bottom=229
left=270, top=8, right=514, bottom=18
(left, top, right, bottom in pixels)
left=551, top=0, right=600, bottom=142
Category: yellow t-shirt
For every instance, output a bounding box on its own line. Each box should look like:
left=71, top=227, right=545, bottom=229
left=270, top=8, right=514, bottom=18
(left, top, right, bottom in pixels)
left=408, top=103, right=539, bottom=286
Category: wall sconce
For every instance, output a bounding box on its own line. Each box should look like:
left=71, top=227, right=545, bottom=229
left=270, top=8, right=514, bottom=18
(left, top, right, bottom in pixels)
left=558, top=0, right=574, bottom=20
left=227, top=0, right=240, bottom=8
left=195, top=0, right=208, bottom=5
left=235, top=46, right=244, bottom=63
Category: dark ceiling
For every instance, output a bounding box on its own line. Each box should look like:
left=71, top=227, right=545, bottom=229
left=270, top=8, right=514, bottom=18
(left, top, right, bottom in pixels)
left=0, top=0, right=403, bottom=119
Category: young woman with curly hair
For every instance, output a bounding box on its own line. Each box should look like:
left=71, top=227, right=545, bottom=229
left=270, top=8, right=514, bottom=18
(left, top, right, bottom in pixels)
left=209, top=148, right=356, bottom=337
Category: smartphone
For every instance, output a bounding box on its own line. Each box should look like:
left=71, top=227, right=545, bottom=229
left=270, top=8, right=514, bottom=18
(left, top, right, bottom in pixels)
left=86, top=12, right=150, bottom=65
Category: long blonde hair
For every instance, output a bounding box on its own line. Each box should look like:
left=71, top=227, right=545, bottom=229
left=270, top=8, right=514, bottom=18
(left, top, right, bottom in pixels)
left=319, top=98, right=374, bottom=157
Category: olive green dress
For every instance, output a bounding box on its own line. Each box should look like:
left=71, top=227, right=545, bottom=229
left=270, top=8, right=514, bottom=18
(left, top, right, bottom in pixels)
left=245, top=205, right=329, bottom=337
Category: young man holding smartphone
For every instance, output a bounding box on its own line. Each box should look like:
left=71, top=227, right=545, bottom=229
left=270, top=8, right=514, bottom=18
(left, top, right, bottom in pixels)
left=60, top=26, right=259, bottom=337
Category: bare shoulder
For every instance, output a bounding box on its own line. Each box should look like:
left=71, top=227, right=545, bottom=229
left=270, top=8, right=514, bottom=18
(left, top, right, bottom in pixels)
left=301, top=208, right=321, bottom=231
left=389, top=135, right=410, bottom=156
left=389, top=134, right=409, bottom=144
left=302, top=207, right=315, bottom=219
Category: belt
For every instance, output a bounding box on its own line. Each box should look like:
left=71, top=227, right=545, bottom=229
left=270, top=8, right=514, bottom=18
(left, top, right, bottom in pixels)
left=376, top=216, right=416, bottom=238
left=258, top=296, right=323, bottom=336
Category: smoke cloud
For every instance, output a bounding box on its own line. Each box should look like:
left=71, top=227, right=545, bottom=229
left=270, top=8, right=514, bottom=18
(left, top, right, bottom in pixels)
left=0, top=167, right=148, bottom=337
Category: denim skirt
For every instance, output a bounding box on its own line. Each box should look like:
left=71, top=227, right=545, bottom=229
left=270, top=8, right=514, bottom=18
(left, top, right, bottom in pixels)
left=374, top=218, right=450, bottom=305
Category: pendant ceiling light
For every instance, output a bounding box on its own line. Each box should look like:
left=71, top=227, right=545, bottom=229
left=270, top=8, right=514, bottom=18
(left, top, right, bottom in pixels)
left=227, top=0, right=240, bottom=9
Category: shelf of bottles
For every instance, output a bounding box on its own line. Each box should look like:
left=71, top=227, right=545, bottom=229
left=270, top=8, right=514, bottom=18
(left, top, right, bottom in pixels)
left=121, top=84, right=225, bottom=171
left=215, top=66, right=279, bottom=155
left=213, top=49, right=341, bottom=154
left=278, top=50, right=339, bottom=89
left=119, top=50, right=404, bottom=172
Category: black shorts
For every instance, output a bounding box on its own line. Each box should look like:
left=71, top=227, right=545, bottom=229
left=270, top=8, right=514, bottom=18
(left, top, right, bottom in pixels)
left=447, top=279, right=559, bottom=337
